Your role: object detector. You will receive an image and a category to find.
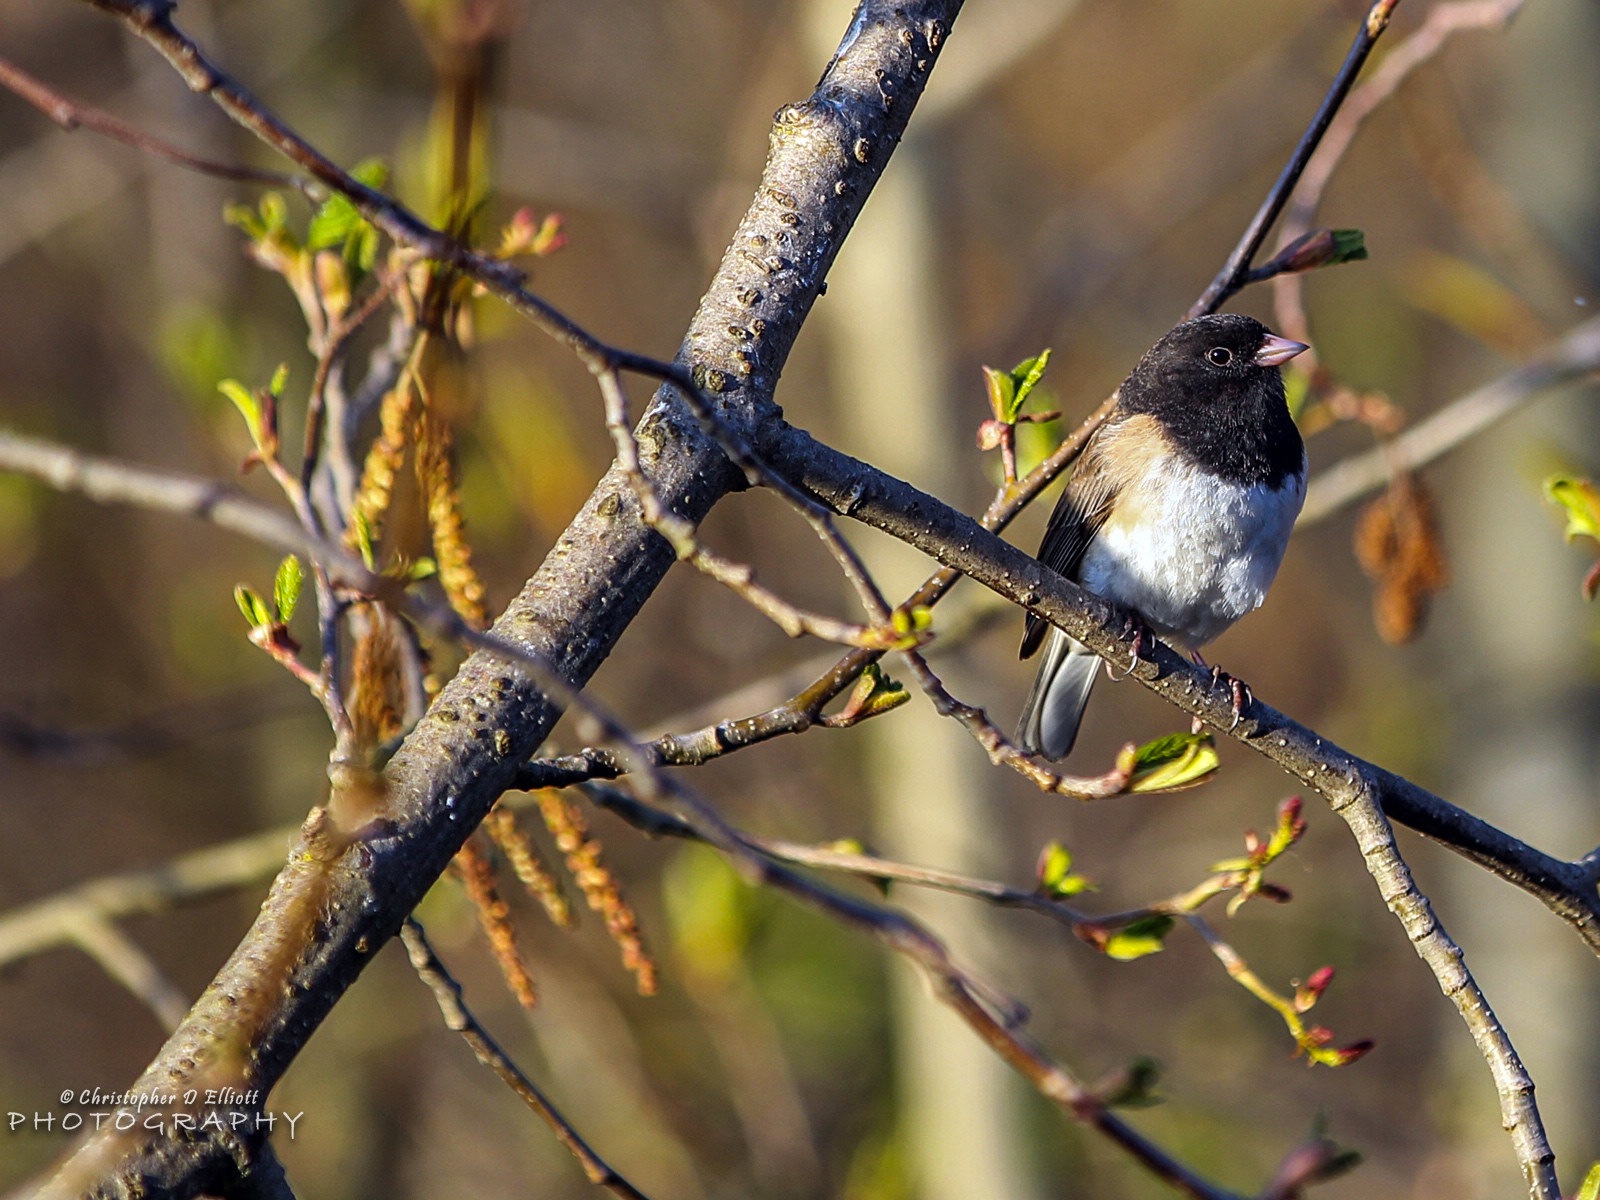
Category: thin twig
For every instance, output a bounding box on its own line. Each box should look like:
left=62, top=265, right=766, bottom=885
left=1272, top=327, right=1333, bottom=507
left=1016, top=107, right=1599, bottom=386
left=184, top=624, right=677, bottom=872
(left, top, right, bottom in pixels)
left=894, top=642, right=1144, bottom=797
left=0, top=826, right=293, bottom=969
left=595, top=368, right=897, bottom=648
left=66, top=913, right=192, bottom=1033
left=1272, top=0, right=1526, bottom=349
left=300, top=270, right=404, bottom=510
left=1299, top=313, right=1600, bottom=524
left=1189, top=0, right=1402, bottom=317
left=400, top=920, right=653, bottom=1200
left=0, top=54, right=312, bottom=194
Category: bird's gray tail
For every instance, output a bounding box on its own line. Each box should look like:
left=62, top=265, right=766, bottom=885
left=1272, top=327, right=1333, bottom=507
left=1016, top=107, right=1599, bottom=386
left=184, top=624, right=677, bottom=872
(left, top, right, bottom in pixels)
left=1017, top=628, right=1100, bottom=760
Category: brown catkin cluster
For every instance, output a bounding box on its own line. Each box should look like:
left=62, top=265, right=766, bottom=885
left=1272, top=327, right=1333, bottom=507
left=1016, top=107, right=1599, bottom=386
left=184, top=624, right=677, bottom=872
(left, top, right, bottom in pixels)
left=536, top=790, right=659, bottom=997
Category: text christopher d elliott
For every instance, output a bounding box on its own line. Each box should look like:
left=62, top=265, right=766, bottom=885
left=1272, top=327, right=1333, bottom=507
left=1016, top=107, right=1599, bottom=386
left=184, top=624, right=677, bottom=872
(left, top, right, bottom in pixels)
left=9, top=1088, right=303, bottom=1139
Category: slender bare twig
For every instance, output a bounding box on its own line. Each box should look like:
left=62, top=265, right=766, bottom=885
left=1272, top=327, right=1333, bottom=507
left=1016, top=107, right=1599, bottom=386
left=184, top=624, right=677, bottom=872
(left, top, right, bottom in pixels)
left=1300, top=313, right=1600, bottom=523
left=520, top=630, right=1146, bottom=801
left=399, top=920, right=653, bottom=1200
left=300, top=270, right=404, bottom=511
left=0, top=54, right=311, bottom=194
left=596, top=367, right=896, bottom=648
left=1189, top=0, right=1401, bottom=317
left=1272, top=0, right=1526, bottom=349
left=66, top=914, right=192, bottom=1033
left=0, top=686, right=308, bottom=767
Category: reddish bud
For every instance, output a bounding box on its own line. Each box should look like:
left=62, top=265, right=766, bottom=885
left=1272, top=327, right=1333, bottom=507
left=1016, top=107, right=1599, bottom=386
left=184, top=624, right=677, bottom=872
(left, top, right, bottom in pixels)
left=1295, top=965, right=1335, bottom=1011
left=1329, top=1039, right=1375, bottom=1066
left=976, top=418, right=1008, bottom=451
left=1269, top=1135, right=1363, bottom=1192
left=1266, top=228, right=1368, bottom=275
left=1074, top=923, right=1110, bottom=952
left=1277, top=795, right=1307, bottom=839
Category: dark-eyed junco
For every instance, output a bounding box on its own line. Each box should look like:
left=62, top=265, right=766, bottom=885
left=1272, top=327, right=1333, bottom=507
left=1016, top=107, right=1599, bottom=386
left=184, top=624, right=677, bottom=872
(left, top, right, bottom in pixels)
left=1017, top=313, right=1309, bottom=759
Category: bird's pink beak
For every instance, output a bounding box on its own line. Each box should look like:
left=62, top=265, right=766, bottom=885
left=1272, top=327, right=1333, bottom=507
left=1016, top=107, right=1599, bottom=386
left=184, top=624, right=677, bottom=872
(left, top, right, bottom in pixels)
left=1254, top=334, right=1309, bottom=368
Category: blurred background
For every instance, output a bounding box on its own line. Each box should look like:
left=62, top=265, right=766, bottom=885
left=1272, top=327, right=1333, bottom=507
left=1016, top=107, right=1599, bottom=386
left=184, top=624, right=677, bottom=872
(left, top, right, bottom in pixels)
left=2, top=1, right=1598, bottom=1197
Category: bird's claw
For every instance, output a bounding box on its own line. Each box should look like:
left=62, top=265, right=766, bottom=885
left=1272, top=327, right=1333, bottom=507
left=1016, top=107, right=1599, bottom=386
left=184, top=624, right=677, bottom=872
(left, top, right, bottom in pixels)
left=1210, top=665, right=1252, bottom=731
left=1106, top=612, right=1150, bottom=681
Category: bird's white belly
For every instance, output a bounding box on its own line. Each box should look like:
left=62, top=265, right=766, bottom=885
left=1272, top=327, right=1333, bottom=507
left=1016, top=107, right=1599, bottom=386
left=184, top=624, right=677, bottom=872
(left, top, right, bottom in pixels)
left=1077, top=461, right=1304, bottom=652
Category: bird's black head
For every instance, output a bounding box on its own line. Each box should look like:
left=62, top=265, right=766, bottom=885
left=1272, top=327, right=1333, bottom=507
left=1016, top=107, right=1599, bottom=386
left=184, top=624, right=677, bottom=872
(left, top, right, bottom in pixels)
left=1119, top=313, right=1308, bottom=486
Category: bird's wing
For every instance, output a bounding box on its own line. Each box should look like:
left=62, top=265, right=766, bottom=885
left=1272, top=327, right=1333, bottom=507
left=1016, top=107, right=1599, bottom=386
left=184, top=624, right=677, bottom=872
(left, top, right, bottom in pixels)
left=1019, top=422, right=1126, bottom=659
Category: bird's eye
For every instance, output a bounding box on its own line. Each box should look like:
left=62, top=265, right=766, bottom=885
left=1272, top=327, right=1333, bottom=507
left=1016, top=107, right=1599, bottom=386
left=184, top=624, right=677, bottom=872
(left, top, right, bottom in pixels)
left=1206, top=347, right=1233, bottom=366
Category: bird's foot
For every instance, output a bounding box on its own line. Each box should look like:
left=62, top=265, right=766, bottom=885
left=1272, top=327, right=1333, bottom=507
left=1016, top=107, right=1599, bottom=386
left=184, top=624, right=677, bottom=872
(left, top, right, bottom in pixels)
left=1208, top=663, right=1252, bottom=731
left=1106, top=612, right=1151, bottom=681
left=1182, top=653, right=1252, bottom=732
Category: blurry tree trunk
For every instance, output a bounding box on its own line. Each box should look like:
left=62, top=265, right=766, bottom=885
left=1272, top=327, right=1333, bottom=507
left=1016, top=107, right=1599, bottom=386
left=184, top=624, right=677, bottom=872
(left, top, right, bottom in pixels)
left=805, top=4, right=1078, bottom=1192
left=824, top=139, right=1043, bottom=1200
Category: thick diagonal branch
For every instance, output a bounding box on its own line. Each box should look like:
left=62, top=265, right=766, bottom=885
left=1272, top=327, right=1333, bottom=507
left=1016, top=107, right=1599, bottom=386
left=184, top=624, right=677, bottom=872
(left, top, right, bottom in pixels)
left=36, top=6, right=963, bottom=1197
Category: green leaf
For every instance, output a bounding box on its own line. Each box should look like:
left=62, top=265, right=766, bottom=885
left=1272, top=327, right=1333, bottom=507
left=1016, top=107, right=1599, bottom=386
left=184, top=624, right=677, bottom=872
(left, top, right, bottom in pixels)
left=856, top=663, right=910, bottom=718
left=347, top=220, right=380, bottom=273
left=234, top=584, right=272, bottom=630
left=350, top=158, right=390, bottom=190
left=1544, top=474, right=1600, bottom=543
left=307, top=159, right=388, bottom=258
left=1128, top=732, right=1219, bottom=793
left=224, top=192, right=290, bottom=242
left=1104, top=915, right=1174, bottom=961
left=273, top=555, right=304, bottom=622
left=981, top=350, right=1053, bottom=424
left=981, top=365, right=1015, bottom=423
left=306, top=194, right=361, bottom=253
left=259, top=192, right=288, bottom=233
left=1327, top=228, right=1368, bottom=265
left=1269, top=228, right=1367, bottom=276
left=1037, top=841, right=1071, bottom=888
left=223, top=202, right=263, bottom=240
left=1036, top=841, right=1095, bottom=898
left=268, top=363, right=290, bottom=398
left=1007, top=349, right=1051, bottom=417
left=218, top=378, right=261, bottom=430
left=1574, top=1162, right=1600, bottom=1200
